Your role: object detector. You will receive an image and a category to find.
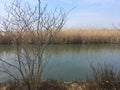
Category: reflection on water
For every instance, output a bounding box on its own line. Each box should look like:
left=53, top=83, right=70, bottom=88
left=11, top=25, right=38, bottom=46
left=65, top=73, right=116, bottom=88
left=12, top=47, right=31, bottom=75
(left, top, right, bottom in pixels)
left=0, top=44, right=120, bottom=82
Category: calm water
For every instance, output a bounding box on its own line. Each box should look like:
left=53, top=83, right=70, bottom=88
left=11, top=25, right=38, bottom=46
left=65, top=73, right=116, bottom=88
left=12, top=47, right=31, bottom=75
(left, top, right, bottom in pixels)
left=0, top=44, right=120, bottom=82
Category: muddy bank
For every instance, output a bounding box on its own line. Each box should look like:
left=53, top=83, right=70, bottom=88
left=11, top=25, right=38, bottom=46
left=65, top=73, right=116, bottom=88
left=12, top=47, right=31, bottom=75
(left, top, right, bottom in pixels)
left=0, top=80, right=96, bottom=90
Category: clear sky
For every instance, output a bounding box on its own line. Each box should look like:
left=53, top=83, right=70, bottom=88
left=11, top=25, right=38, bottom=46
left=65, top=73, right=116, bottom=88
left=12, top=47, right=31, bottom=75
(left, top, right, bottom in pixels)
left=0, top=0, right=120, bottom=29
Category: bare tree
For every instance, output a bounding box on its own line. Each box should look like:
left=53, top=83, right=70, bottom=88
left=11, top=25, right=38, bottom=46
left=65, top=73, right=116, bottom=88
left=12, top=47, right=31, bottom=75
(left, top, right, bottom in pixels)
left=0, top=0, right=67, bottom=90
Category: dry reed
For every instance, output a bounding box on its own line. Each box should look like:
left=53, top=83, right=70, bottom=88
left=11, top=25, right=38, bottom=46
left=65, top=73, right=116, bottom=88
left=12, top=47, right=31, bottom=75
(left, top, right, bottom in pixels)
left=0, top=29, right=120, bottom=44
left=53, top=29, right=120, bottom=44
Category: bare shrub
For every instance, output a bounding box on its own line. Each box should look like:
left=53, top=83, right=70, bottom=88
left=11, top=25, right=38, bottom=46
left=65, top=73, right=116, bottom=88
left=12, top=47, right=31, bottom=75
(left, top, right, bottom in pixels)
left=90, top=63, right=120, bottom=90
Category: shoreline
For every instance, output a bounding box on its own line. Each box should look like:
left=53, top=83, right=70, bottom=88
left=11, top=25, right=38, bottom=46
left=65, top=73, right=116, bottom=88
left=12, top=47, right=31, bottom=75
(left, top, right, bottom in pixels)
left=0, top=80, right=96, bottom=90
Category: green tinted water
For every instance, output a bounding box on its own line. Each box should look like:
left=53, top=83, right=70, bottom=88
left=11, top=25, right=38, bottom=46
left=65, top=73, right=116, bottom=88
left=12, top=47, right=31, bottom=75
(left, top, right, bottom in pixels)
left=0, top=44, right=120, bottom=82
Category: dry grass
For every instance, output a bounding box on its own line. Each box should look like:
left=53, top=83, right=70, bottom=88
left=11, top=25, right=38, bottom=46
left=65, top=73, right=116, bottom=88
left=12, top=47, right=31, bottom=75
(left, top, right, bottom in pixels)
left=54, top=29, right=120, bottom=44
left=0, top=29, right=120, bottom=44
left=89, top=63, right=120, bottom=90
left=0, top=80, right=67, bottom=90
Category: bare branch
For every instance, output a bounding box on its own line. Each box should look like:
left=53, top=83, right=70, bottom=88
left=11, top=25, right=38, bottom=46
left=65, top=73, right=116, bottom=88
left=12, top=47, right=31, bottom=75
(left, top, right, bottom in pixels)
left=0, top=0, right=67, bottom=90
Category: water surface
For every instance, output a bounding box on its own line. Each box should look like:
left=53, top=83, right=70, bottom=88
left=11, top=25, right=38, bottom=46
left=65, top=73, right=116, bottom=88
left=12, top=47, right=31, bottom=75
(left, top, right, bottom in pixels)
left=0, top=44, right=120, bottom=82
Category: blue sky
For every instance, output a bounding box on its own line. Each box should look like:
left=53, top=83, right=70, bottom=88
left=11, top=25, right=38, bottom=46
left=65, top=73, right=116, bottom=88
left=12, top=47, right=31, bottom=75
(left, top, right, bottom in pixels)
left=0, top=0, right=120, bottom=29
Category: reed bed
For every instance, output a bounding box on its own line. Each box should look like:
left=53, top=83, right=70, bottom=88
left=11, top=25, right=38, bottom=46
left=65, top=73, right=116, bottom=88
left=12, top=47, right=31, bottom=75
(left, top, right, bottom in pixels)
left=0, top=29, right=120, bottom=44
left=54, top=29, right=120, bottom=44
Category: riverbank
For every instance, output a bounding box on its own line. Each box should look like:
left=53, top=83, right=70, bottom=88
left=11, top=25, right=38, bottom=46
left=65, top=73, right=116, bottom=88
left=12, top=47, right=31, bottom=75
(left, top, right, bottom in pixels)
left=0, top=80, right=96, bottom=90
left=0, top=29, right=120, bottom=44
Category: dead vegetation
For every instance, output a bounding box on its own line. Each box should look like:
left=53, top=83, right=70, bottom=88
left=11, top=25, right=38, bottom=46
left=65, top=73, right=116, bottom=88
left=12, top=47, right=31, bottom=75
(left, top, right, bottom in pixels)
left=0, top=29, right=120, bottom=44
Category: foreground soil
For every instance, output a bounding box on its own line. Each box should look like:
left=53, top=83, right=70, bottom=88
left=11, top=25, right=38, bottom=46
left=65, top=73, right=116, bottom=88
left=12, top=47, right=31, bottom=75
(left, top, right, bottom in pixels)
left=0, top=80, right=96, bottom=90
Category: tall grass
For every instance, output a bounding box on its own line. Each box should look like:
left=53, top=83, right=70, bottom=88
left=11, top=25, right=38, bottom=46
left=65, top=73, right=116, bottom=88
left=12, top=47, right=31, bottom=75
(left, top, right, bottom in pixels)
left=0, top=29, right=120, bottom=44
left=54, top=29, right=120, bottom=44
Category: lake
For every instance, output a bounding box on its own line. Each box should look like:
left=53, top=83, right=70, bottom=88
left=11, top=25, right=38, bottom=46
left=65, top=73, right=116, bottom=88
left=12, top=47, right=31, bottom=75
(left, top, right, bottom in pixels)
left=0, top=44, right=120, bottom=82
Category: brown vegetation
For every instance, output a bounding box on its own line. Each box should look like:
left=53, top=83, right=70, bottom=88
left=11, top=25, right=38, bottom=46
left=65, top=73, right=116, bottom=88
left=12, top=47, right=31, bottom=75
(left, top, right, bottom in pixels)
left=0, top=80, right=102, bottom=90
left=0, top=80, right=67, bottom=90
left=0, top=29, right=120, bottom=44
left=89, top=63, right=120, bottom=90
left=54, top=29, right=120, bottom=44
